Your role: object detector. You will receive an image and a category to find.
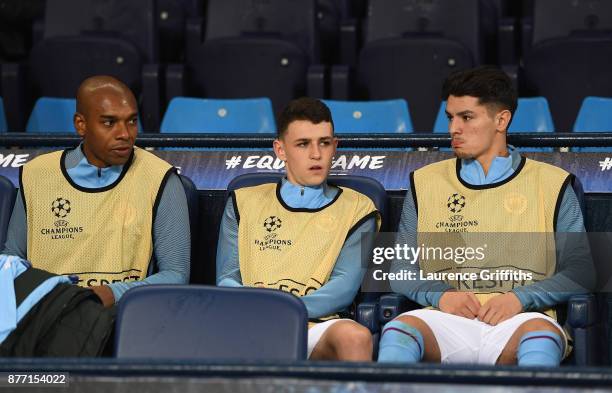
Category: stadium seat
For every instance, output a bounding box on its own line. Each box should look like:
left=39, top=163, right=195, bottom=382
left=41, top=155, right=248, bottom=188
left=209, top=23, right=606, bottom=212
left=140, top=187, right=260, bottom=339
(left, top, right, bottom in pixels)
left=160, top=97, right=276, bottom=133
left=7, top=0, right=163, bottom=131
left=114, top=285, right=308, bottom=360
left=147, top=174, right=199, bottom=277
left=167, top=0, right=325, bottom=115
left=0, top=175, right=17, bottom=250
left=0, top=98, right=7, bottom=133
left=571, top=97, right=612, bottom=152
left=353, top=0, right=480, bottom=131
left=574, top=96, right=612, bottom=132
left=26, top=97, right=76, bottom=133
left=522, top=0, right=612, bottom=131
left=322, top=99, right=413, bottom=133
left=25, top=97, right=143, bottom=134
left=157, top=0, right=204, bottom=62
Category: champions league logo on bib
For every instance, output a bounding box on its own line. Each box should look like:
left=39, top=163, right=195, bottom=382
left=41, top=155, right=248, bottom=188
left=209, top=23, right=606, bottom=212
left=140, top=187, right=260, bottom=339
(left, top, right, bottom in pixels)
left=254, top=215, right=292, bottom=251
left=41, top=197, right=84, bottom=239
left=435, top=193, right=479, bottom=232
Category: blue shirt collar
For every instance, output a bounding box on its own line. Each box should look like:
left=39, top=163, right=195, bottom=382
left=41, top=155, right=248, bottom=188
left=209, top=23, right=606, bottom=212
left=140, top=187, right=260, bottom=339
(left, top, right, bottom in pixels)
left=65, top=144, right=124, bottom=188
left=459, top=145, right=521, bottom=185
left=279, top=177, right=337, bottom=209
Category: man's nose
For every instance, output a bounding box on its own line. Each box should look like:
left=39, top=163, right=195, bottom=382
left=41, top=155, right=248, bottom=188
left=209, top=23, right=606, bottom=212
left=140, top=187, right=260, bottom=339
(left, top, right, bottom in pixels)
left=310, top=143, right=321, bottom=159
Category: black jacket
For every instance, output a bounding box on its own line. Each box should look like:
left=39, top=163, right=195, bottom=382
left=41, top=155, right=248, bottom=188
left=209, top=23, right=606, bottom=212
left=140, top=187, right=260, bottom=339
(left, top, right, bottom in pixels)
left=0, top=267, right=115, bottom=357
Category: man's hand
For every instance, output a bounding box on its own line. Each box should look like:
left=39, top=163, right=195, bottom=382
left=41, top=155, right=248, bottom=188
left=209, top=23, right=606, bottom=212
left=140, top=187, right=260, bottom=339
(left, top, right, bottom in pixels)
left=438, top=290, right=481, bottom=318
left=477, top=292, right=523, bottom=325
left=90, top=285, right=115, bottom=308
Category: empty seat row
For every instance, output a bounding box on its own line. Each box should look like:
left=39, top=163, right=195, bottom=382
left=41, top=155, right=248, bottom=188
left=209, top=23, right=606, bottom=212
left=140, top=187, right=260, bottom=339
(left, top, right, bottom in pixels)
left=7, top=96, right=612, bottom=135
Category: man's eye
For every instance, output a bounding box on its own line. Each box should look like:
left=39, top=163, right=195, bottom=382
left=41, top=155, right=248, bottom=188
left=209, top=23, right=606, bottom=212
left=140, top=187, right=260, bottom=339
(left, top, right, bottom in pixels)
left=128, top=118, right=137, bottom=125
left=320, top=141, right=330, bottom=146
left=297, top=142, right=307, bottom=147
left=103, top=121, right=114, bottom=127
left=463, top=116, right=472, bottom=121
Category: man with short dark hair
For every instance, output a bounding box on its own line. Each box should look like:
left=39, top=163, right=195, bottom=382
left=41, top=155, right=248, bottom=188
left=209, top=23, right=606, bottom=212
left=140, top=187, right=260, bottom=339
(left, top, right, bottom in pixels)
left=3, top=75, right=190, bottom=307
left=377, top=66, right=594, bottom=366
left=217, top=97, right=381, bottom=361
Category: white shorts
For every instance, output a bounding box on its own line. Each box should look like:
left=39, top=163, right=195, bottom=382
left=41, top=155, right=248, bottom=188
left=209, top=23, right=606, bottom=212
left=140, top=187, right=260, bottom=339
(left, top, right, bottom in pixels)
left=307, top=318, right=352, bottom=358
left=398, top=309, right=567, bottom=364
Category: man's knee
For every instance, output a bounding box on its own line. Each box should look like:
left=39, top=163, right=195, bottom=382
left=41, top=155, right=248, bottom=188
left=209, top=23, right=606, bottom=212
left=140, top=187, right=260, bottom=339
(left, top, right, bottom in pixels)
left=516, top=318, right=562, bottom=337
left=328, top=321, right=373, bottom=350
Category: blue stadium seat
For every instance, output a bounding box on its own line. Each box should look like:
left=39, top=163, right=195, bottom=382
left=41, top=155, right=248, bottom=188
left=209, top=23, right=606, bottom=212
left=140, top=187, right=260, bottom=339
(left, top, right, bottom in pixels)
left=0, top=98, right=7, bottom=133
left=26, top=97, right=143, bottom=133
left=571, top=97, right=612, bottom=152
left=26, top=97, right=76, bottom=133
left=0, top=175, right=17, bottom=250
left=433, top=97, right=554, bottom=151
left=322, top=99, right=413, bottom=133
left=160, top=97, right=276, bottom=133
left=574, top=96, right=612, bottom=132
left=114, top=285, right=308, bottom=360
left=523, top=0, right=612, bottom=131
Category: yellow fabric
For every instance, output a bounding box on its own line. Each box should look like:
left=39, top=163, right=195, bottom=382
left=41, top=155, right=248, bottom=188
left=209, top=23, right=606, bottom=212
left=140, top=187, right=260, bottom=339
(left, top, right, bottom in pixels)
left=235, top=183, right=380, bottom=301
left=22, top=147, right=173, bottom=287
left=413, top=157, right=570, bottom=319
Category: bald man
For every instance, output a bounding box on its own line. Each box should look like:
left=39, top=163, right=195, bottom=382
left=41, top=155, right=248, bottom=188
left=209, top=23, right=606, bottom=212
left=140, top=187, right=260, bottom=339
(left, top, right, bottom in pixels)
left=2, top=76, right=190, bottom=307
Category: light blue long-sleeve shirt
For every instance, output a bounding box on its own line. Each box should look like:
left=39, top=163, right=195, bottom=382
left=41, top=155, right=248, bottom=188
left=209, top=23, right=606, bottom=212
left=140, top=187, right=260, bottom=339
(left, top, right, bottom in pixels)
left=216, top=178, right=377, bottom=319
left=2, top=145, right=191, bottom=302
left=392, top=147, right=595, bottom=311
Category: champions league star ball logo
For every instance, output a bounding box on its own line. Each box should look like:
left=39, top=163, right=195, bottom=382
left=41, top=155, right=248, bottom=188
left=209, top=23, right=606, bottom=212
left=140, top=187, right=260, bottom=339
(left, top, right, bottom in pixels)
left=51, top=198, right=71, bottom=218
left=263, top=216, right=282, bottom=232
left=447, top=193, right=466, bottom=214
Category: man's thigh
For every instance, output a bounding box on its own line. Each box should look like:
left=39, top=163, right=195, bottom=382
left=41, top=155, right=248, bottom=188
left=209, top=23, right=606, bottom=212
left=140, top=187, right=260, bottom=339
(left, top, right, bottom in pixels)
left=399, top=309, right=483, bottom=364
left=484, top=312, right=567, bottom=365
left=307, top=318, right=347, bottom=358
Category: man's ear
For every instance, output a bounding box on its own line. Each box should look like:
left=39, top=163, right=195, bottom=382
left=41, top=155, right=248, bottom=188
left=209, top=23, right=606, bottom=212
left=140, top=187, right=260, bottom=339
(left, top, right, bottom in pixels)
left=496, top=109, right=512, bottom=133
left=74, top=112, right=86, bottom=137
left=273, top=138, right=286, bottom=161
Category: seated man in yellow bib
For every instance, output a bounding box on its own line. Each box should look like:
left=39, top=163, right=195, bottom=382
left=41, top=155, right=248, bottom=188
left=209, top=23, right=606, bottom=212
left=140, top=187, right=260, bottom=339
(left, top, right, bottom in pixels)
left=377, top=67, right=595, bottom=366
left=2, top=76, right=190, bottom=307
left=216, top=97, right=381, bottom=361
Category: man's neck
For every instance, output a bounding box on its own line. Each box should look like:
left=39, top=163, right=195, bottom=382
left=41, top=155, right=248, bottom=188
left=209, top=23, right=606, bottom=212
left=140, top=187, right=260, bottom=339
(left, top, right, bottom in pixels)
left=475, top=145, right=509, bottom=176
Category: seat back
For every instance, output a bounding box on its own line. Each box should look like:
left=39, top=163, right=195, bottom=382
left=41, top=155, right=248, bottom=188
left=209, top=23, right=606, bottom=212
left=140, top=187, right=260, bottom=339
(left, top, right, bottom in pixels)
left=523, top=37, right=612, bottom=131
left=227, top=173, right=386, bottom=223
left=0, top=175, right=16, bottom=250
left=204, top=0, right=318, bottom=62
left=147, top=173, right=198, bottom=277
left=322, top=99, right=413, bottom=133
left=29, top=36, right=143, bottom=98
left=532, top=0, right=612, bottom=47
left=365, top=0, right=481, bottom=62
left=43, top=0, right=158, bottom=62
left=571, top=96, right=612, bottom=152
left=574, top=96, right=612, bottom=132
left=0, top=98, right=6, bottom=133
left=358, top=38, right=473, bottom=132
left=26, top=97, right=76, bottom=133
left=161, top=97, right=276, bottom=133
left=114, top=285, right=308, bottom=360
